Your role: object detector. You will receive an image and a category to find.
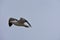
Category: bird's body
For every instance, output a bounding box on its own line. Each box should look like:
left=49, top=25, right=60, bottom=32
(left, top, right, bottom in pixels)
left=8, top=17, right=31, bottom=28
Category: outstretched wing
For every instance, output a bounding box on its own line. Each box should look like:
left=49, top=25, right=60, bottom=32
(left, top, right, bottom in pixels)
left=25, top=19, right=31, bottom=27
left=18, top=17, right=31, bottom=27
left=8, top=18, right=18, bottom=27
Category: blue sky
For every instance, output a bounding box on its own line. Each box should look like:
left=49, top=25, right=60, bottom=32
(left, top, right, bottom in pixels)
left=1, top=0, right=60, bottom=40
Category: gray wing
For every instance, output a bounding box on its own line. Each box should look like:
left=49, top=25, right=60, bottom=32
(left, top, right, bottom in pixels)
left=8, top=18, right=18, bottom=27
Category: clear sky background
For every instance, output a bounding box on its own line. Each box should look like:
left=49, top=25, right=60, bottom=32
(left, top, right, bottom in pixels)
left=1, top=0, right=60, bottom=40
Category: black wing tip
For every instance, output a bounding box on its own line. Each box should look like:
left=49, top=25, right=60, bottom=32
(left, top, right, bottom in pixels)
left=8, top=18, right=12, bottom=27
left=24, top=25, right=32, bottom=28
left=9, top=23, right=12, bottom=27
left=24, top=26, right=29, bottom=28
left=25, top=20, right=31, bottom=27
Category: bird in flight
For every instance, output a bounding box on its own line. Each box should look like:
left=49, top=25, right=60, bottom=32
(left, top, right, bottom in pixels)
left=8, top=17, right=31, bottom=28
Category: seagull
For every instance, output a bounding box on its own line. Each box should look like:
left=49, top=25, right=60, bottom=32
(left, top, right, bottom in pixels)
left=8, top=17, right=31, bottom=28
